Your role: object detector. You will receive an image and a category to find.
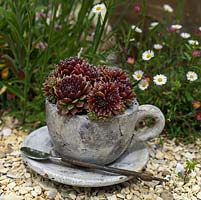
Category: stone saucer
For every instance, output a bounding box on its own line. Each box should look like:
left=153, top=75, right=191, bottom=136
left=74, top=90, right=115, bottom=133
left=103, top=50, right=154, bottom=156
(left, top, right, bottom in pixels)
left=21, top=126, right=149, bottom=187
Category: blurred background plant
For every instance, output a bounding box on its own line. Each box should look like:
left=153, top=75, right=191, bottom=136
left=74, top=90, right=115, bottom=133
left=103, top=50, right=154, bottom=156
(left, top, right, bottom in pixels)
left=0, top=0, right=121, bottom=128
left=112, top=1, right=201, bottom=142
left=0, top=0, right=200, bottom=141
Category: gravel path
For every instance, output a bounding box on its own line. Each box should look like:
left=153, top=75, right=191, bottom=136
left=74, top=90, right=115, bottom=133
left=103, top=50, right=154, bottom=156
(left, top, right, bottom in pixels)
left=0, top=118, right=201, bottom=200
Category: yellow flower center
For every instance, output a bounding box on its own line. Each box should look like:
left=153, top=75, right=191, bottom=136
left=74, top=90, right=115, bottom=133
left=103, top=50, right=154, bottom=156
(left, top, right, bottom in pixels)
left=157, top=77, right=163, bottom=82
left=146, top=54, right=151, bottom=59
left=96, top=6, right=102, bottom=11
left=190, top=74, right=194, bottom=79
left=136, top=74, right=142, bottom=79
left=142, top=82, right=147, bottom=87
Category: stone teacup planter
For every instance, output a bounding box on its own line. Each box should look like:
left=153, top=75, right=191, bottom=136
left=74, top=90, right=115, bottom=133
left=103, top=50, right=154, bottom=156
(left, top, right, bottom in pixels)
left=46, top=99, right=165, bottom=165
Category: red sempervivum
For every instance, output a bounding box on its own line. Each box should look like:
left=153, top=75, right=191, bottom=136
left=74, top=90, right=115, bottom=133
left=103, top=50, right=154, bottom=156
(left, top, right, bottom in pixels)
left=55, top=74, right=91, bottom=117
left=54, top=57, right=88, bottom=78
left=42, top=72, right=58, bottom=103
left=73, top=64, right=99, bottom=83
left=98, top=66, right=128, bottom=83
left=88, top=82, right=124, bottom=119
left=118, top=82, right=135, bottom=105
left=98, top=66, right=135, bottom=105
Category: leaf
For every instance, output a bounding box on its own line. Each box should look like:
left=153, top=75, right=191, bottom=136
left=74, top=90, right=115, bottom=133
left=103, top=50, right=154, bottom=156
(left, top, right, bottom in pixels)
left=183, top=52, right=191, bottom=61
left=0, top=81, right=25, bottom=101
left=0, top=54, right=18, bottom=74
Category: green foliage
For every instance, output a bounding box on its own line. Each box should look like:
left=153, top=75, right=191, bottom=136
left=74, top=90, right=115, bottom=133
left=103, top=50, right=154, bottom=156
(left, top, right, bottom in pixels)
left=185, top=160, right=197, bottom=173
left=0, top=0, right=120, bottom=125
left=177, top=160, right=197, bottom=184
left=0, top=0, right=200, bottom=141
left=113, top=2, right=201, bottom=142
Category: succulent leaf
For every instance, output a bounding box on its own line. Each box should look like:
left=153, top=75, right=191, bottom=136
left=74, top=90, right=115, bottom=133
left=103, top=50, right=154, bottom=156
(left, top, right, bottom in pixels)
left=42, top=72, right=59, bottom=103
left=56, top=74, right=91, bottom=117
left=54, top=57, right=88, bottom=78
left=88, top=82, right=124, bottom=119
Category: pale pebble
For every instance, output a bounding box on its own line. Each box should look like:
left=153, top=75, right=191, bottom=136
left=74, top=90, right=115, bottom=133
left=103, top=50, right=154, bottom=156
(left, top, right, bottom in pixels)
left=34, top=185, right=42, bottom=195
left=184, top=152, right=195, bottom=159
left=107, top=195, right=117, bottom=200
left=192, top=185, right=200, bottom=193
left=18, top=187, right=28, bottom=195
left=155, top=150, right=164, bottom=159
left=0, top=127, right=12, bottom=136
left=31, top=190, right=38, bottom=197
left=197, top=192, right=201, bottom=199
left=46, top=188, right=57, bottom=199
left=126, top=194, right=133, bottom=200
left=69, top=192, right=77, bottom=200
left=7, top=181, right=16, bottom=189
left=3, top=194, right=23, bottom=200
left=116, top=194, right=125, bottom=199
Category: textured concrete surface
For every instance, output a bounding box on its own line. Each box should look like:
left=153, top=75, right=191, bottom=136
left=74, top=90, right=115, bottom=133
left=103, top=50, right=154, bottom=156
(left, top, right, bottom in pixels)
left=46, top=101, right=165, bottom=165
left=21, top=126, right=149, bottom=187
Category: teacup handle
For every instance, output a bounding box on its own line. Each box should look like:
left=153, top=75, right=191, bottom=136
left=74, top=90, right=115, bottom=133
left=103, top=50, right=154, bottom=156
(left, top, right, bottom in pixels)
left=133, top=105, right=165, bottom=142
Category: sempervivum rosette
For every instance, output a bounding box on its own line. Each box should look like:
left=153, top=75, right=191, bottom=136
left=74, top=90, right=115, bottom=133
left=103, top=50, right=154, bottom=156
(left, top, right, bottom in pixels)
left=88, top=82, right=124, bottom=119
left=43, top=56, right=136, bottom=120
left=117, top=81, right=135, bottom=106
left=54, top=57, right=88, bottom=78
left=55, top=74, right=91, bottom=117
left=42, top=72, right=58, bottom=103
left=73, top=64, right=99, bottom=83
left=98, top=66, right=135, bottom=105
left=98, top=66, right=128, bottom=83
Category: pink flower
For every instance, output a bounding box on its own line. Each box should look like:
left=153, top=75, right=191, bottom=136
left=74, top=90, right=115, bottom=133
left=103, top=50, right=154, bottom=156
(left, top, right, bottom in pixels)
left=167, top=26, right=175, bottom=33
left=127, top=57, right=134, bottom=65
left=35, top=11, right=46, bottom=21
left=192, top=50, right=200, bottom=58
left=55, top=23, right=62, bottom=30
left=195, top=30, right=201, bottom=35
left=195, top=112, right=201, bottom=121
left=35, top=41, right=48, bottom=50
left=133, top=4, right=141, bottom=12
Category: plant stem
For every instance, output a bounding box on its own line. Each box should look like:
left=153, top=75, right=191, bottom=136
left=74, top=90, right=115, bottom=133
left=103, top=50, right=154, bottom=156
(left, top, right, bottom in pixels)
left=23, top=2, right=32, bottom=121
left=90, top=0, right=114, bottom=58
left=40, top=1, right=59, bottom=86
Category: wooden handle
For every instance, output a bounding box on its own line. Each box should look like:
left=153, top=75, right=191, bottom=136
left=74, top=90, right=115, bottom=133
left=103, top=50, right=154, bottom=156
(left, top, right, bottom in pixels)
left=60, top=157, right=168, bottom=182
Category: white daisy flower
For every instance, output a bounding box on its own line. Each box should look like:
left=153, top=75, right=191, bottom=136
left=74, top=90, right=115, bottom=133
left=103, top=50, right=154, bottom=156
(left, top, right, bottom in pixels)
left=153, top=44, right=163, bottom=50
left=199, top=27, right=201, bottom=31
left=150, top=22, right=159, bottom=27
left=132, top=70, right=144, bottom=81
left=175, top=163, right=185, bottom=176
left=149, top=22, right=159, bottom=29
left=131, top=25, right=142, bottom=33
left=163, top=4, right=174, bottom=13
left=153, top=74, right=167, bottom=85
left=129, top=38, right=135, bottom=42
left=180, top=32, right=191, bottom=39
left=92, top=3, right=106, bottom=14
left=188, top=40, right=199, bottom=45
left=186, top=71, right=198, bottom=81
left=142, top=50, right=154, bottom=61
left=138, top=79, right=149, bottom=90
left=171, top=24, right=182, bottom=30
